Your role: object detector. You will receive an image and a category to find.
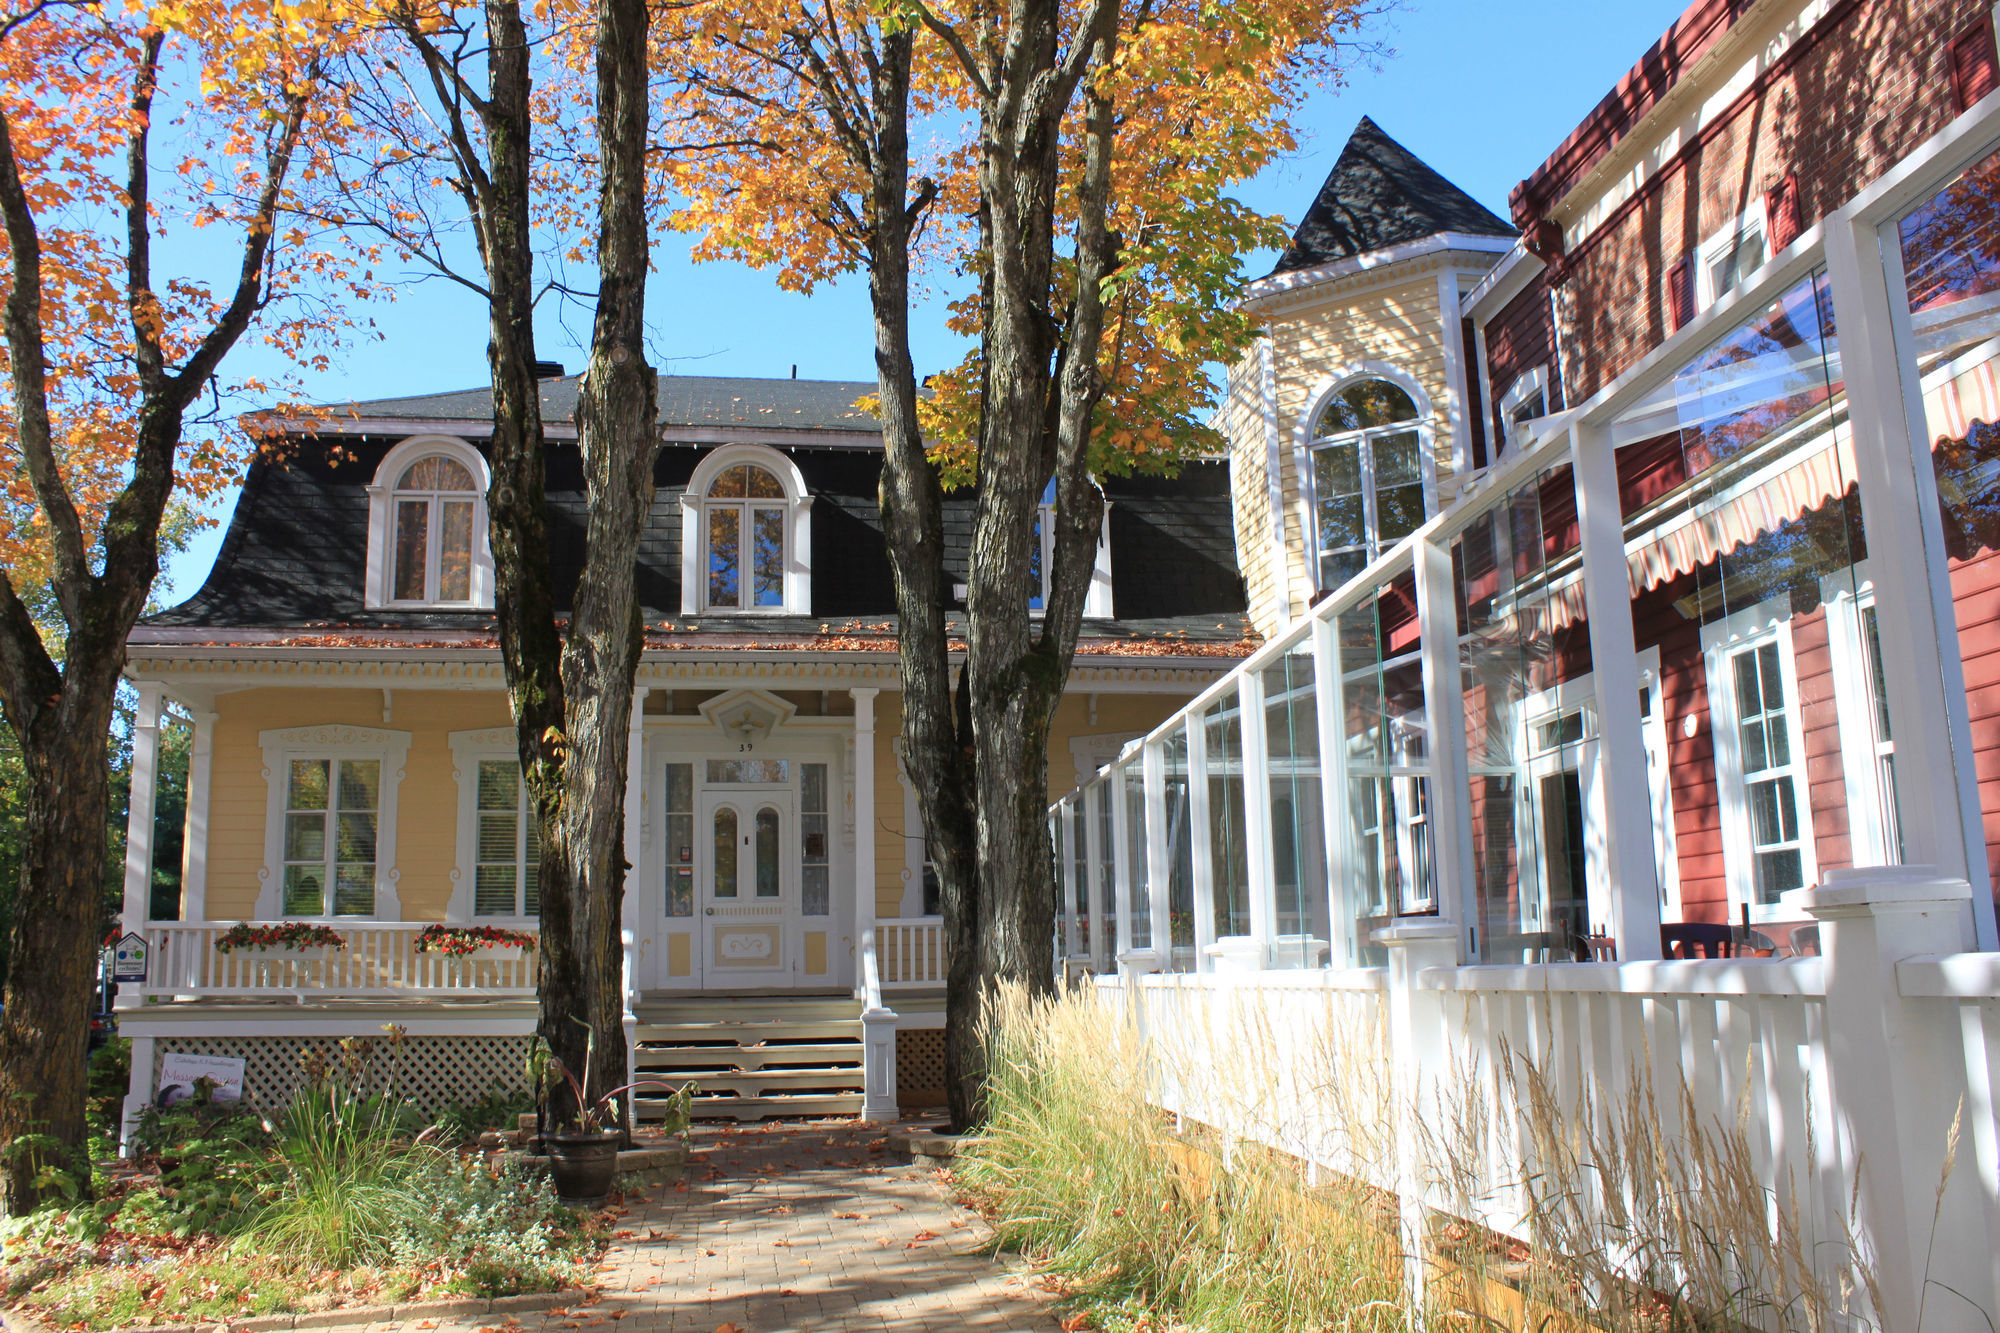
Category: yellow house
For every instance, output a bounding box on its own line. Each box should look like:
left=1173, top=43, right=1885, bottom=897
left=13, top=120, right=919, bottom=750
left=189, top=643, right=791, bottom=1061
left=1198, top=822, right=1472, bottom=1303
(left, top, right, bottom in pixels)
left=115, top=373, right=1249, bottom=1129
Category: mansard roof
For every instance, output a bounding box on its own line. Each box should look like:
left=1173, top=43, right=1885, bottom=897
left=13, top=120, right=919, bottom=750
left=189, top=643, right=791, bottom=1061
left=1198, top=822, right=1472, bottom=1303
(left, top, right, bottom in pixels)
left=142, top=413, right=1251, bottom=655
left=1271, top=116, right=1516, bottom=275
left=324, top=374, right=882, bottom=436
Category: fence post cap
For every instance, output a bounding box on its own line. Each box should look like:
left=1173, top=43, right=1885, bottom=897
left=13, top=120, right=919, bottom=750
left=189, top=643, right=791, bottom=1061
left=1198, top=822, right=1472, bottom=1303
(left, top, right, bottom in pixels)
left=1372, top=920, right=1460, bottom=947
left=1785, top=866, right=1972, bottom=918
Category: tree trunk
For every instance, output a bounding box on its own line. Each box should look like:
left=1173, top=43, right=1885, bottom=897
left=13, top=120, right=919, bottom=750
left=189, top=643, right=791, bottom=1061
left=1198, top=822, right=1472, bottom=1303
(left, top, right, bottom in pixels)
left=560, top=0, right=657, bottom=1116
left=858, top=31, right=982, bottom=1131
left=0, top=695, right=114, bottom=1210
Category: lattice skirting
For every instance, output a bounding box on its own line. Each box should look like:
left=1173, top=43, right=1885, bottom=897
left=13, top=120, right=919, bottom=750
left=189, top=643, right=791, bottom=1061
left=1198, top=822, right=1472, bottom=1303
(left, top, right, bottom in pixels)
left=150, top=1035, right=535, bottom=1116
left=896, top=1027, right=946, bottom=1109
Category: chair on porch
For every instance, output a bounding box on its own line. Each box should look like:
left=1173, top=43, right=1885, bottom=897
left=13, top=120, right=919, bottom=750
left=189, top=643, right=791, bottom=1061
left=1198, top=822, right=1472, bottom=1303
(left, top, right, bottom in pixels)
left=1660, top=921, right=1779, bottom=959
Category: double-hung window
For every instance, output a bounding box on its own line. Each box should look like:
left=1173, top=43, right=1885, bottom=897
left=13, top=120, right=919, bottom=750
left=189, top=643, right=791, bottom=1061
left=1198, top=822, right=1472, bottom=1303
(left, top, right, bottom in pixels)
left=1498, top=366, right=1548, bottom=458
left=282, top=758, right=380, bottom=917
left=1308, top=379, right=1430, bottom=591
left=704, top=464, right=788, bottom=611
left=473, top=760, right=541, bottom=917
left=393, top=456, right=479, bottom=604
left=1720, top=634, right=1812, bottom=908
left=1698, top=204, right=1769, bottom=311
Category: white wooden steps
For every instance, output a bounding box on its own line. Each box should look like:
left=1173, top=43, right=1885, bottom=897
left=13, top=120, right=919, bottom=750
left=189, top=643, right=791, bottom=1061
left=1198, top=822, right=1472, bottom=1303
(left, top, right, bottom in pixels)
left=630, top=994, right=865, bottom=1122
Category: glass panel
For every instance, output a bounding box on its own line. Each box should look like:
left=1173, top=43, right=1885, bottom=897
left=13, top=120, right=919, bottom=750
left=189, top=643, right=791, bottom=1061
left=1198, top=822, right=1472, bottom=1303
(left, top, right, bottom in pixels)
left=1204, top=691, right=1249, bottom=941
left=1071, top=800, right=1090, bottom=958
left=752, top=507, right=785, bottom=607
left=337, top=760, right=380, bottom=813
left=665, top=763, right=694, bottom=918
left=394, top=499, right=429, bottom=600
left=1616, top=264, right=1865, bottom=933
left=744, top=465, right=784, bottom=498
left=713, top=807, right=739, bottom=898
left=284, top=813, right=325, bottom=863
left=1161, top=726, right=1196, bottom=971
left=1375, top=431, right=1422, bottom=486
left=289, top=759, right=329, bottom=810
left=283, top=865, right=325, bottom=916
left=1265, top=637, right=1327, bottom=968
left=399, top=456, right=474, bottom=490
left=706, top=759, right=790, bottom=783
left=1454, top=464, right=1600, bottom=963
left=1314, top=379, right=1418, bottom=435
left=475, top=864, right=518, bottom=917
left=707, top=506, right=741, bottom=607
left=335, top=812, right=376, bottom=864
left=524, top=813, right=541, bottom=916
left=333, top=863, right=374, bottom=917
left=1092, top=780, right=1118, bottom=959
left=1314, top=444, right=1366, bottom=554
left=754, top=807, right=780, bottom=898
left=478, top=760, right=518, bottom=811
left=477, top=812, right=517, bottom=865
left=1123, top=765, right=1151, bottom=951
left=709, top=465, right=749, bottom=498
left=438, top=500, right=473, bottom=601
left=801, top=763, right=829, bottom=916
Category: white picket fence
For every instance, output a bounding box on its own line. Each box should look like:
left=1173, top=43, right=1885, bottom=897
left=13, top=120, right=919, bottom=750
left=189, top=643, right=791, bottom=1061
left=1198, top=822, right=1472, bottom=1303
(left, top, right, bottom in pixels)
left=138, top=922, right=540, bottom=999
left=1104, top=871, right=2000, bottom=1332
left=876, top=918, right=946, bottom=988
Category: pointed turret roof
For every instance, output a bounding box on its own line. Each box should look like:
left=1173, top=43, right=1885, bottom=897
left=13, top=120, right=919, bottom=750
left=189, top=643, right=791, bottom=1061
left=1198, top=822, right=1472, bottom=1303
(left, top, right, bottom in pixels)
left=1271, top=117, right=1516, bottom=275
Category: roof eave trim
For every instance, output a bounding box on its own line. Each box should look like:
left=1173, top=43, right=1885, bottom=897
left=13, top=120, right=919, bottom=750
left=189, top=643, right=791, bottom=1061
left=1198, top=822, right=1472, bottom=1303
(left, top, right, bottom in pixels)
left=240, top=416, right=889, bottom=449
left=1241, top=233, right=1518, bottom=306
left=1462, top=242, right=1544, bottom=321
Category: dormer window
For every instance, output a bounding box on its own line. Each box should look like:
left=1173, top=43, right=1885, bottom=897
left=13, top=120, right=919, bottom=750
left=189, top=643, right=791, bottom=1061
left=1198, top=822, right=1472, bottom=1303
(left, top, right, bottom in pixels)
left=394, top=456, right=477, bottom=603
left=1305, top=375, right=1434, bottom=592
left=680, top=445, right=813, bottom=615
left=364, top=435, right=495, bottom=609
left=1029, top=479, right=1116, bottom=617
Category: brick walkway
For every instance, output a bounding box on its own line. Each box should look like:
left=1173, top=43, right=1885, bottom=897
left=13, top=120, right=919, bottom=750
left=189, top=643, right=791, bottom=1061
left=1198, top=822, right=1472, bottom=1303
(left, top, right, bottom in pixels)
left=422, top=1121, right=1061, bottom=1333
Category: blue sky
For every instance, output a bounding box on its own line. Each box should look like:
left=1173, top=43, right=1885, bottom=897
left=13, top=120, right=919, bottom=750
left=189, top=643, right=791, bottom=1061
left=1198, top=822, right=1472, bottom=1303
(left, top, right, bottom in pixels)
left=161, top=0, right=1692, bottom=601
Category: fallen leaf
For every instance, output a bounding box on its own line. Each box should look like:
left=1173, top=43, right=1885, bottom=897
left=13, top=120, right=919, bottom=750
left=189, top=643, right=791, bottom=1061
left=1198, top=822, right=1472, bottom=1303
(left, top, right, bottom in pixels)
left=714, top=1324, right=747, bottom=1333
left=1060, top=1315, right=1092, bottom=1331
left=832, top=1212, right=865, bottom=1220
left=911, top=1230, right=938, bottom=1242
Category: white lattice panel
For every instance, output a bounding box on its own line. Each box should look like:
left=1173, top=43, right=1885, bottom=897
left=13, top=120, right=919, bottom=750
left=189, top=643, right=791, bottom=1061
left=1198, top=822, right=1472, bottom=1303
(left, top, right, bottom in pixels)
left=152, top=1035, right=534, bottom=1116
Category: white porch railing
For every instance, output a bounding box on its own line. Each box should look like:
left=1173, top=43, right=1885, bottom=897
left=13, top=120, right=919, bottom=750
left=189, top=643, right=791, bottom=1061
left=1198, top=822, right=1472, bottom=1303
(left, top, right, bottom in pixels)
left=877, top=918, right=945, bottom=987
left=1105, top=872, right=2000, bottom=1329
left=133, top=922, right=540, bottom=1000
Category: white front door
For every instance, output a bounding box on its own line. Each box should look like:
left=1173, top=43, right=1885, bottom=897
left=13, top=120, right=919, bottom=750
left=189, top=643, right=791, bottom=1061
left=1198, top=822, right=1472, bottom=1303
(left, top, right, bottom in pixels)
left=698, top=787, right=795, bottom=985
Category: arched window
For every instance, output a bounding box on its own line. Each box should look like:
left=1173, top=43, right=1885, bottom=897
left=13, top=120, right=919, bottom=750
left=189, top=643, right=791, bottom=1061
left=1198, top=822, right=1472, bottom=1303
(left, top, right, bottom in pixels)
left=679, top=445, right=813, bottom=614
left=1307, top=378, right=1430, bottom=591
left=705, top=464, right=787, bottom=610
left=365, top=435, right=494, bottom=609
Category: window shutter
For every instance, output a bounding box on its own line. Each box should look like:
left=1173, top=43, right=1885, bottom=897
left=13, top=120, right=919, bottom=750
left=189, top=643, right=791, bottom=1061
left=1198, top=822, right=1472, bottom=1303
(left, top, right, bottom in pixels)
left=1666, top=254, right=1696, bottom=332
left=1951, top=20, right=2000, bottom=113
left=1764, top=174, right=1802, bottom=253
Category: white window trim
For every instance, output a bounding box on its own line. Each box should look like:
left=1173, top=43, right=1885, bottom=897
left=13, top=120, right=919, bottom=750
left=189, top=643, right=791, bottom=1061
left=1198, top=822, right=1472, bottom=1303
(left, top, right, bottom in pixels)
left=1636, top=646, right=1682, bottom=919
left=1695, top=200, right=1771, bottom=313
left=1701, top=599, right=1817, bottom=922
left=1029, top=496, right=1115, bottom=618
left=1498, top=364, right=1550, bottom=460
left=1821, top=567, right=1901, bottom=869
left=447, top=727, right=538, bottom=923
left=364, top=435, right=495, bottom=610
left=256, top=724, right=410, bottom=920
left=1290, top=364, right=1438, bottom=594
left=679, top=443, right=813, bottom=615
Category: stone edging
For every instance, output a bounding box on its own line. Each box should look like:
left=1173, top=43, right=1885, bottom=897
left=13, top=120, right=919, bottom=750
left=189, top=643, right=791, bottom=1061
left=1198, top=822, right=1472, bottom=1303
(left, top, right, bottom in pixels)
left=3, top=1288, right=586, bottom=1333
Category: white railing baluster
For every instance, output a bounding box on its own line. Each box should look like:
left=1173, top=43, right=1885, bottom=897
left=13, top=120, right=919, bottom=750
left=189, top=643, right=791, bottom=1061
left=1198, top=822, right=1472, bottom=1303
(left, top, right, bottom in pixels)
left=115, top=922, right=542, bottom=1002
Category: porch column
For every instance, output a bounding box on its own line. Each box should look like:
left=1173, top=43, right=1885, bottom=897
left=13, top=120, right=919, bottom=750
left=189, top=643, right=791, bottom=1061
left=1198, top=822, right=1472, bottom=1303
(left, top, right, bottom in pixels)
left=1413, top=537, right=1472, bottom=958
left=180, top=710, right=216, bottom=922
left=1311, top=609, right=1356, bottom=965
left=850, top=688, right=879, bottom=973
left=121, top=686, right=163, bottom=939
left=1823, top=207, right=1996, bottom=949
left=1573, top=420, right=1665, bottom=961
left=1185, top=710, right=1216, bottom=970
left=1237, top=668, right=1277, bottom=959
left=622, top=686, right=647, bottom=1088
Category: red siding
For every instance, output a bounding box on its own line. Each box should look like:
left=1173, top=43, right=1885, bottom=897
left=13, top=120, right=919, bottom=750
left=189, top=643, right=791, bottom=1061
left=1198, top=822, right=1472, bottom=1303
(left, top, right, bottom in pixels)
left=1484, top=274, right=1561, bottom=451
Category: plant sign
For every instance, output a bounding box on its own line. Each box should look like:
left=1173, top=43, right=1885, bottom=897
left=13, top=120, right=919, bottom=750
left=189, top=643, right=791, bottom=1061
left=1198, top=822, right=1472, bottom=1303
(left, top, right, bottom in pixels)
left=158, top=1052, right=246, bottom=1103
left=111, top=932, right=148, bottom=982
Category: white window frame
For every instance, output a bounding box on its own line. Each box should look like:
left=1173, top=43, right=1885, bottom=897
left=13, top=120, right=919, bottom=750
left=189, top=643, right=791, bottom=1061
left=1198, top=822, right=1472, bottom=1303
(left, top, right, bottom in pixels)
left=1498, top=364, right=1550, bottom=459
left=1695, top=200, right=1771, bottom=312
left=364, top=435, right=495, bottom=610
left=1292, top=366, right=1438, bottom=595
left=1029, top=482, right=1116, bottom=618
left=1822, top=569, right=1902, bottom=868
left=256, top=725, right=410, bottom=920
left=447, top=727, right=539, bottom=922
left=1636, top=647, right=1682, bottom=918
left=1702, top=600, right=1817, bottom=922
left=679, top=443, right=813, bottom=615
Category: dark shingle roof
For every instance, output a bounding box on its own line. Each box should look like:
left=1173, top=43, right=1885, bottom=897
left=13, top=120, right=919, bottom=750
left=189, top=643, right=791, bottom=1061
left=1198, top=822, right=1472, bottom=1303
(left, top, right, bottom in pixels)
left=1271, top=117, right=1515, bottom=275
left=146, top=439, right=1246, bottom=641
left=330, top=374, right=881, bottom=433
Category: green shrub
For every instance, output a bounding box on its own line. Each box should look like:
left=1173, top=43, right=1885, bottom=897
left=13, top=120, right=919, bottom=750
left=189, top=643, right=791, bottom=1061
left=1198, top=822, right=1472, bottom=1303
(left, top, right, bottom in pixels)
left=431, top=1086, right=534, bottom=1145
left=85, top=1038, right=130, bottom=1153
left=389, top=1155, right=589, bottom=1295
left=248, top=1078, right=435, bottom=1268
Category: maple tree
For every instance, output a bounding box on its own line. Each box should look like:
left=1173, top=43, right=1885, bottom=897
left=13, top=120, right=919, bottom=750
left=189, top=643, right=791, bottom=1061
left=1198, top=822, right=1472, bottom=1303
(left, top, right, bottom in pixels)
left=313, top=0, right=656, bottom=1117
left=658, top=0, right=1377, bottom=1124
left=0, top=0, right=377, bottom=1210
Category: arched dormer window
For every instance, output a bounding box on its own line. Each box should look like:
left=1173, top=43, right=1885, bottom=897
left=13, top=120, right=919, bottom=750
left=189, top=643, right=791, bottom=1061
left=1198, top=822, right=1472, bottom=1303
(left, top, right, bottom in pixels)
left=364, top=435, right=495, bottom=609
left=1303, top=374, right=1434, bottom=592
left=680, top=444, right=812, bottom=615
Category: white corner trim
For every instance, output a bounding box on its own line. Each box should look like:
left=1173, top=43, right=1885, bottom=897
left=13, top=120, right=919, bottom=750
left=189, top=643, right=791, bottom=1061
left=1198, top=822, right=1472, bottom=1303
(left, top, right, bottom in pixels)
left=1462, top=241, right=1540, bottom=322
left=1258, top=337, right=1292, bottom=626
left=679, top=443, right=815, bottom=616
left=256, top=725, right=412, bottom=920
left=364, top=435, right=495, bottom=611
left=1437, top=273, right=1471, bottom=476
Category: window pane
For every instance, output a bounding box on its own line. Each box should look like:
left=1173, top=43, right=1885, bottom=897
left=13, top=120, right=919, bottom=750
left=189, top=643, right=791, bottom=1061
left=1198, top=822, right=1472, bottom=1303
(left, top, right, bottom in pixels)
left=710, top=465, right=749, bottom=498
left=395, top=499, right=429, bottom=600
left=283, top=865, right=324, bottom=916
left=438, top=500, right=473, bottom=601
left=1377, top=482, right=1427, bottom=544
left=1094, top=781, right=1119, bottom=959
left=1264, top=640, right=1325, bottom=968
left=802, top=763, right=829, bottom=917
left=478, top=811, right=518, bottom=864
left=1161, top=726, right=1195, bottom=971
left=714, top=807, right=738, bottom=898
left=1315, top=379, right=1418, bottom=435
left=752, top=507, right=785, bottom=607
left=523, top=815, right=541, bottom=916
left=1204, top=692, right=1249, bottom=940
left=285, top=813, right=326, bottom=863
left=289, top=759, right=329, bottom=810
left=665, top=763, right=694, bottom=918
left=475, top=864, right=518, bottom=916
left=338, top=761, right=380, bottom=811
left=1123, top=767, right=1151, bottom=951
left=708, top=507, right=741, bottom=607
left=333, top=863, right=374, bottom=916
left=478, top=760, right=518, bottom=811
left=744, top=466, right=783, bottom=498
left=706, top=759, right=790, bottom=783
left=335, top=812, right=377, bottom=863
left=755, top=806, right=780, bottom=898
left=399, top=456, right=474, bottom=490
left=1374, top=431, right=1422, bottom=486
